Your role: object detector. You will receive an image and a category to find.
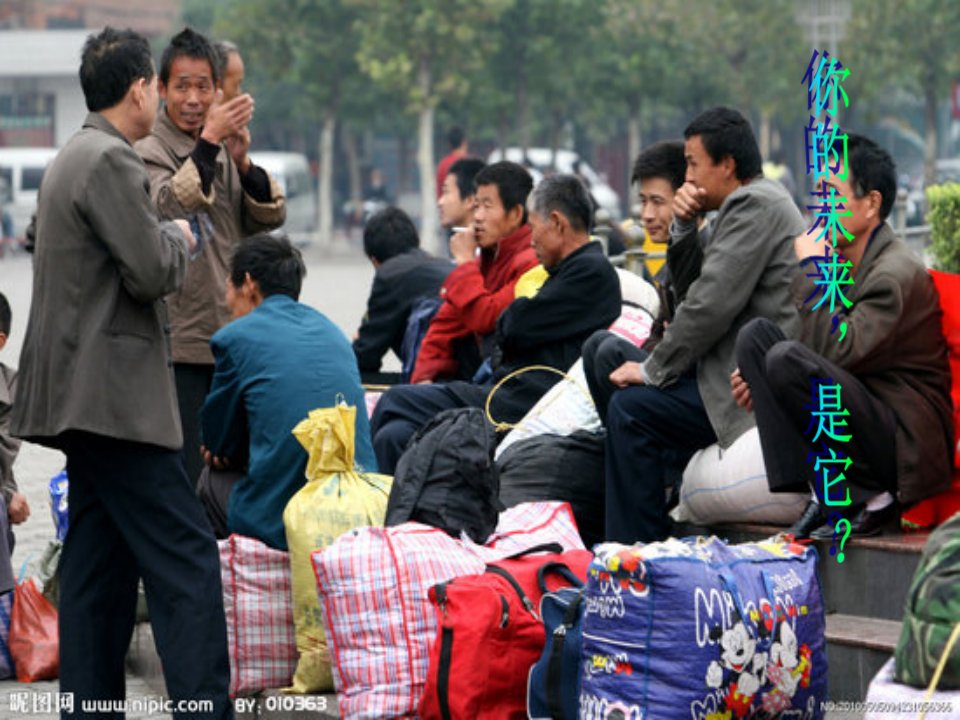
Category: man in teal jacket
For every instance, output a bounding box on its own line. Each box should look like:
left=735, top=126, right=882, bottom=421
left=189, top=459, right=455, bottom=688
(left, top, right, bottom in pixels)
left=198, top=233, right=377, bottom=549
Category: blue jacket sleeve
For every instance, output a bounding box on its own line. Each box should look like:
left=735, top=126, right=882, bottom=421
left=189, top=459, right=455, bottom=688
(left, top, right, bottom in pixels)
left=200, top=335, right=249, bottom=466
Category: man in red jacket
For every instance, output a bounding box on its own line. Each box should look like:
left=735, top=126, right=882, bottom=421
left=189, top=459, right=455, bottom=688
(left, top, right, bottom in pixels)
left=412, top=161, right=538, bottom=383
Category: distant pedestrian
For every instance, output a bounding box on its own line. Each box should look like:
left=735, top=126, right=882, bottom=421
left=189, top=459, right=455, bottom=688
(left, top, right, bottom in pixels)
left=436, top=126, right=468, bottom=200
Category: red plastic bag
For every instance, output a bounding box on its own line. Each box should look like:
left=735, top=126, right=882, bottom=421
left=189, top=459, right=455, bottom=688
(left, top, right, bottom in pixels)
left=9, top=577, right=59, bottom=681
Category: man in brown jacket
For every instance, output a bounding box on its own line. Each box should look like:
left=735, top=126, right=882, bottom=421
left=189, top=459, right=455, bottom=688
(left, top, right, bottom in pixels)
left=136, top=28, right=285, bottom=485
left=733, top=133, right=953, bottom=539
left=12, top=28, right=232, bottom=716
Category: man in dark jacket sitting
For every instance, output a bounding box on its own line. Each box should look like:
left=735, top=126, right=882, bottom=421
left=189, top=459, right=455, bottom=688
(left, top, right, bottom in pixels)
left=371, top=174, right=621, bottom=473
left=353, top=207, right=453, bottom=381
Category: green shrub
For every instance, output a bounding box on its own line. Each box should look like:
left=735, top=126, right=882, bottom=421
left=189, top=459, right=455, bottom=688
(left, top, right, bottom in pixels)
left=928, top=182, right=960, bottom=273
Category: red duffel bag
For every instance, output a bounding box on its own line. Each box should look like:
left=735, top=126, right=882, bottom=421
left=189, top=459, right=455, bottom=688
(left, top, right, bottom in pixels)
left=419, top=543, right=593, bottom=720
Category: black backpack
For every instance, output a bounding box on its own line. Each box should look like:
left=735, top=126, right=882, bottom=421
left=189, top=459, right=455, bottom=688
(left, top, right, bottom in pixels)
left=385, top=406, right=503, bottom=544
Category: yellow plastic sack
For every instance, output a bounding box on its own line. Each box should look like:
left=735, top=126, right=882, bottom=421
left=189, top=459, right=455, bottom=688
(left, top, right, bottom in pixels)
left=514, top=264, right=549, bottom=298
left=283, top=402, right=392, bottom=694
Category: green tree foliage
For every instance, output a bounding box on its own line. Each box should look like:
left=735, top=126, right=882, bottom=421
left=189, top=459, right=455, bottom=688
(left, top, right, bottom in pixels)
left=346, top=0, right=512, bottom=252
left=928, top=183, right=960, bottom=272
left=846, top=0, right=960, bottom=186
left=215, top=0, right=367, bottom=246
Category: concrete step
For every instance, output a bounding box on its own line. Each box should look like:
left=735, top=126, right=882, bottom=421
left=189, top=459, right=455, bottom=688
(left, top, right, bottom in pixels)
left=825, top=613, right=901, bottom=701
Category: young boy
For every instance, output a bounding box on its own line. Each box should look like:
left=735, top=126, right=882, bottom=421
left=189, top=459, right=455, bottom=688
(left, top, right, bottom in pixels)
left=0, top=292, right=31, bottom=592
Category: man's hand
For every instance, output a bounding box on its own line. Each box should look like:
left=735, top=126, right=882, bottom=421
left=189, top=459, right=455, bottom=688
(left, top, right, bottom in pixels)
left=730, top=367, right=753, bottom=412
left=7, top=492, right=29, bottom=525
left=173, top=219, right=198, bottom=253
left=200, top=445, right=231, bottom=471
left=794, top=228, right=829, bottom=262
left=200, top=93, right=254, bottom=146
left=449, top=228, right=478, bottom=265
left=609, top=361, right=645, bottom=388
left=672, top=181, right=707, bottom=223
left=225, top=126, right=252, bottom=174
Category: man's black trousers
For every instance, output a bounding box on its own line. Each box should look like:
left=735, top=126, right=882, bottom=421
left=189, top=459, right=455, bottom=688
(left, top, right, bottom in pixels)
left=60, top=432, right=232, bottom=719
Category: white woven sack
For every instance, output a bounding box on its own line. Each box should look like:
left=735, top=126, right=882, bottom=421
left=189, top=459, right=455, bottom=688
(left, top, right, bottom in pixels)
left=671, top=427, right=808, bottom=525
left=494, top=303, right=655, bottom=460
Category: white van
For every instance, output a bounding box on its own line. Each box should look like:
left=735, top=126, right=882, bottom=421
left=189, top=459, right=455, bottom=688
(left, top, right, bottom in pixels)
left=0, top=147, right=60, bottom=238
left=487, top=147, right=622, bottom=221
left=249, top=151, right=316, bottom=244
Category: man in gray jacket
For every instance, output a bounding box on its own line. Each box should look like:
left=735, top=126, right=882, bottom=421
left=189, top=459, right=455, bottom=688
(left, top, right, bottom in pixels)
left=600, top=107, right=805, bottom=544
left=12, top=28, right=232, bottom=718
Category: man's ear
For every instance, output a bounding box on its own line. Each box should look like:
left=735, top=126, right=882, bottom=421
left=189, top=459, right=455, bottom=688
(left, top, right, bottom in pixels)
left=506, top=202, right=525, bottom=229
left=721, top=154, right=737, bottom=180
left=0, top=332, right=7, bottom=352
left=550, top=209, right=567, bottom=234
left=866, top=189, right=883, bottom=220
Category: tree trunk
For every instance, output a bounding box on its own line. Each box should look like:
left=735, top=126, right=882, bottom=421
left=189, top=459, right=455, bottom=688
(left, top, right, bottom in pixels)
left=627, top=104, right=642, bottom=201
left=759, top=109, right=771, bottom=161
left=518, top=75, right=530, bottom=155
left=923, top=83, right=938, bottom=188
left=417, top=59, right=439, bottom=254
left=318, top=112, right=336, bottom=248
left=548, top=112, right=561, bottom=170
left=342, top=127, right=363, bottom=220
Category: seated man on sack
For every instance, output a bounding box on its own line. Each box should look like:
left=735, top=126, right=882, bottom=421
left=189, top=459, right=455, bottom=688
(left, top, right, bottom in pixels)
left=352, top=206, right=453, bottom=382
left=588, top=106, right=805, bottom=544
left=372, top=174, right=621, bottom=473
left=583, top=139, right=707, bottom=423
left=198, top=233, right=376, bottom=550
left=410, top=161, right=539, bottom=384
left=733, top=133, right=953, bottom=539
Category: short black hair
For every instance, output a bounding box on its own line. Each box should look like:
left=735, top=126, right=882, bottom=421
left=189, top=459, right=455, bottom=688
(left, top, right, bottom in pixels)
left=684, top=106, right=762, bottom=181
left=79, top=27, right=155, bottom=112
left=363, top=207, right=420, bottom=263
left=447, top=157, right=485, bottom=200
left=632, top=141, right=686, bottom=191
left=230, top=233, right=305, bottom=300
left=833, top=133, right=897, bottom=221
left=529, top=174, right=593, bottom=234
left=447, top=126, right=465, bottom=150
left=474, top=161, right=534, bottom=224
left=160, top=27, right=220, bottom=87
left=214, top=40, right=239, bottom=81
left=0, top=292, right=9, bottom=336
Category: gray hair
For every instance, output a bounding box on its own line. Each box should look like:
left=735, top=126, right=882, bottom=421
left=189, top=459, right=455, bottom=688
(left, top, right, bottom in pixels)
left=214, top=40, right=240, bottom=79
left=529, top=174, right=593, bottom=233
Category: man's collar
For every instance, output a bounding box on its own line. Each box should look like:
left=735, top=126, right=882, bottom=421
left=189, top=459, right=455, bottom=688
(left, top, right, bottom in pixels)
left=154, top=106, right=203, bottom=157
left=84, top=113, right=129, bottom=145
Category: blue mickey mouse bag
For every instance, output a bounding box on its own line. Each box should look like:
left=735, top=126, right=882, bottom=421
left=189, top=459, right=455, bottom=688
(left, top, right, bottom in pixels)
left=579, top=536, right=827, bottom=719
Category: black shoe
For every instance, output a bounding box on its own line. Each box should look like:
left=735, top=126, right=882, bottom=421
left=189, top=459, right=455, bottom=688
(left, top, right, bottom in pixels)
left=789, top=500, right=828, bottom=540
left=809, top=502, right=900, bottom=540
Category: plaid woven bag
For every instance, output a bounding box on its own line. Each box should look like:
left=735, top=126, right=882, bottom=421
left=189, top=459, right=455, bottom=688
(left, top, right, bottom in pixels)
left=219, top=535, right=298, bottom=697
left=312, top=501, right=585, bottom=720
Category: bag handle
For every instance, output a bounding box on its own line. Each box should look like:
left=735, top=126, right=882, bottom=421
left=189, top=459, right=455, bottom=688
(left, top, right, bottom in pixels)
left=502, top=542, right=563, bottom=561
left=484, top=364, right=591, bottom=432
left=546, top=591, right=585, bottom=720
left=919, top=621, right=960, bottom=720
left=537, top=561, right=584, bottom=594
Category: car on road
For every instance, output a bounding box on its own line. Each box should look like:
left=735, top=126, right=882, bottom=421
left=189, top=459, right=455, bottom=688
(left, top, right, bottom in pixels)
left=487, top=147, right=622, bottom=221
left=0, top=147, right=59, bottom=239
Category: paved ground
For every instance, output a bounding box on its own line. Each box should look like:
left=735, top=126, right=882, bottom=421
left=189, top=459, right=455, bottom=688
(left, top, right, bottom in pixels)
left=0, top=236, right=378, bottom=718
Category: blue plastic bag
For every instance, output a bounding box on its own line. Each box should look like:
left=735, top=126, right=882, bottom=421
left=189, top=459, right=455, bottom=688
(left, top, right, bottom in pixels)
left=48, top=470, right=68, bottom=541
left=579, top=537, right=827, bottom=719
